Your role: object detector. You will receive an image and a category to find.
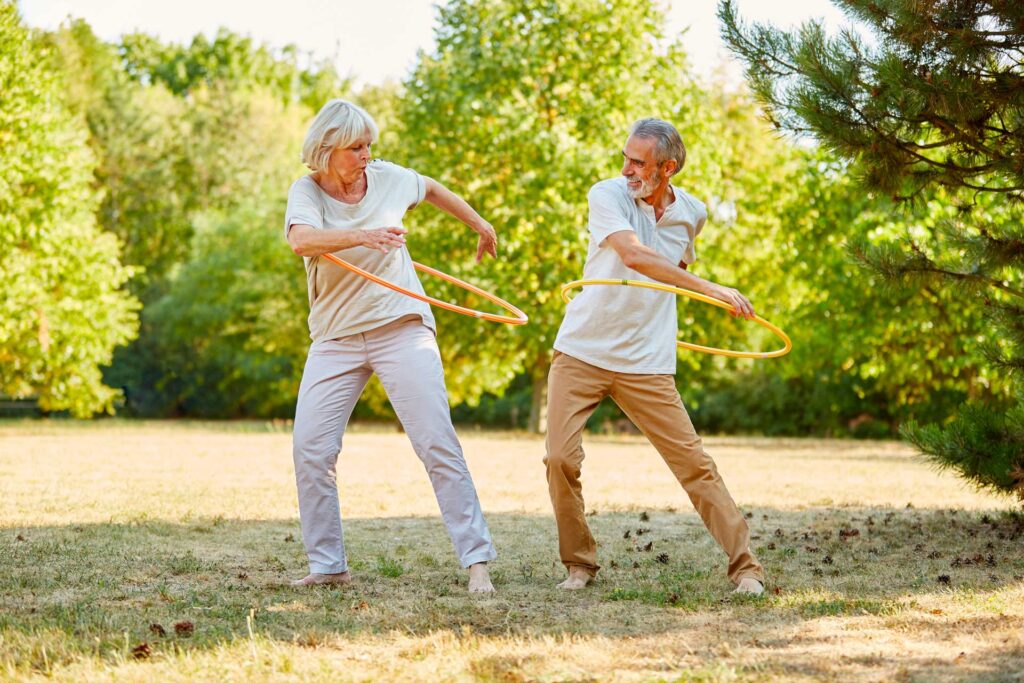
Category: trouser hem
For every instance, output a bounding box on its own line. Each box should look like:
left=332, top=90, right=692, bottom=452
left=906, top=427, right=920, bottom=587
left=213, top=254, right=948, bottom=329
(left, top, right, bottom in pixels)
left=460, top=548, right=497, bottom=568
left=734, top=571, right=766, bottom=586
left=563, top=562, right=600, bottom=577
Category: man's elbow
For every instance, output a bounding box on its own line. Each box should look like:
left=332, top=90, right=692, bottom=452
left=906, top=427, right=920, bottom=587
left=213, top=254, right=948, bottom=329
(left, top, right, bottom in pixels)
left=620, top=248, right=643, bottom=270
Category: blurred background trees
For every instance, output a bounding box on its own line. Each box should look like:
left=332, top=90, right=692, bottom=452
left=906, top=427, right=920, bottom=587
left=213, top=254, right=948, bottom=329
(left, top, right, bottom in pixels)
left=1, top=0, right=1016, bottom=501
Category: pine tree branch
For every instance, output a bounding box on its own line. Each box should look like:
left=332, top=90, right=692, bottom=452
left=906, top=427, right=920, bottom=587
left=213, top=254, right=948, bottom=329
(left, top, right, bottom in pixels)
left=960, top=181, right=1024, bottom=193
left=717, top=1, right=802, bottom=76
left=907, top=261, right=1024, bottom=298
left=926, top=115, right=1011, bottom=163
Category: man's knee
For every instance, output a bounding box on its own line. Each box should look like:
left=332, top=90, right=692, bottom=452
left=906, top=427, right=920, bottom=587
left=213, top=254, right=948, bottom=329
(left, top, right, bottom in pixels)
left=679, top=456, right=722, bottom=488
left=543, top=446, right=582, bottom=475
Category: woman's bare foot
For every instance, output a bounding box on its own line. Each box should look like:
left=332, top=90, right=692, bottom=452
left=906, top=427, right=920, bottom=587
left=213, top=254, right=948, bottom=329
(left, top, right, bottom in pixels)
left=290, top=571, right=352, bottom=587
left=468, top=562, right=494, bottom=593
left=557, top=567, right=593, bottom=590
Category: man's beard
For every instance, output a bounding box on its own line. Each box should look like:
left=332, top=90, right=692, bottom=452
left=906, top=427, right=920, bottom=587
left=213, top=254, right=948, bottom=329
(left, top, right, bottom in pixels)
left=626, top=168, right=662, bottom=199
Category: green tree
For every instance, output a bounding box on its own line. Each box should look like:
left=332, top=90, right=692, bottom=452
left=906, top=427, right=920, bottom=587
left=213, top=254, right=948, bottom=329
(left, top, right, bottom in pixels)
left=43, top=22, right=343, bottom=416
left=118, top=29, right=347, bottom=111
left=48, top=24, right=348, bottom=295
left=688, top=147, right=1009, bottom=437
left=140, top=200, right=309, bottom=417
left=400, top=0, right=758, bottom=432
left=0, top=2, right=138, bottom=416
left=44, top=20, right=192, bottom=293
left=117, top=85, right=311, bottom=417
left=720, top=0, right=1024, bottom=499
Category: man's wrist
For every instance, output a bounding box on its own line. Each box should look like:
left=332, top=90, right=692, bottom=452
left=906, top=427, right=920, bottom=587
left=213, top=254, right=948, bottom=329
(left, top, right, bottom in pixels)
left=686, top=277, right=712, bottom=296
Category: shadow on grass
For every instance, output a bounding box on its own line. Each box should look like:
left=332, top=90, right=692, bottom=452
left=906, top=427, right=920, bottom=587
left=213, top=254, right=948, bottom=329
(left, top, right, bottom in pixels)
left=2, top=507, right=1022, bottom=679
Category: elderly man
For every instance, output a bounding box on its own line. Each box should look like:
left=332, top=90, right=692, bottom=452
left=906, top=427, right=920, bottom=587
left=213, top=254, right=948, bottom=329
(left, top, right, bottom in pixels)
left=545, top=118, right=765, bottom=594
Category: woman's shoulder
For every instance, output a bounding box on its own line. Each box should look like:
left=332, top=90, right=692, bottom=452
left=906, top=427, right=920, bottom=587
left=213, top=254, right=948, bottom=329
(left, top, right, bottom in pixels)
left=289, top=175, right=321, bottom=197
left=367, top=158, right=417, bottom=178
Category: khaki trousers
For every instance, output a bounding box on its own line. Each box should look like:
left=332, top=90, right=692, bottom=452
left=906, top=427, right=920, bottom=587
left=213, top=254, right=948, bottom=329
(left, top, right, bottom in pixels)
left=544, top=351, right=764, bottom=585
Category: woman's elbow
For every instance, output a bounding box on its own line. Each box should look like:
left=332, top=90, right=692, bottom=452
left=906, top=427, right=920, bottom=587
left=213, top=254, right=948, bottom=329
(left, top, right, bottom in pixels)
left=421, top=178, right=437, bottom=202
left=288, top=237, right=311, bottom=257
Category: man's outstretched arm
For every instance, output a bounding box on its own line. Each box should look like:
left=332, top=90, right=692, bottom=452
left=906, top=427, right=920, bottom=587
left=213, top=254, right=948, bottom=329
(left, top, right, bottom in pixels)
left=604, top=231, right=755, bottom=318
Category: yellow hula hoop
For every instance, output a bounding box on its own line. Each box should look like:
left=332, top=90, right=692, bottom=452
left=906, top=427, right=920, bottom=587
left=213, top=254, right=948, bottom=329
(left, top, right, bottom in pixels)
left=323, top=252, right=528, bottom=325
left=560, top=279, right=792, bottom=359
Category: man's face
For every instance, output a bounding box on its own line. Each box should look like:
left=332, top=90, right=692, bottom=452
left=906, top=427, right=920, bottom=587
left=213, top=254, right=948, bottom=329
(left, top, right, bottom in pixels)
left=621, top=135, right=667, bottom=199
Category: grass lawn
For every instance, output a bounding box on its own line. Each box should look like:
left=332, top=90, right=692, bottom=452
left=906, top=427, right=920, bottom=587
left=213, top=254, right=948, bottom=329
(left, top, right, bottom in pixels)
left=1, top=420, right=1022, bottom=681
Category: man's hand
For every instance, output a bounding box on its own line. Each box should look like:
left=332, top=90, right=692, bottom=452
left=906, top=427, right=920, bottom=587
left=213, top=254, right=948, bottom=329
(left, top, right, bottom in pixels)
left=708, top=283, right=756, bottom=319
left=475, top=221, right=497, bottom=262
left=361, top=227, right=407, bottom=253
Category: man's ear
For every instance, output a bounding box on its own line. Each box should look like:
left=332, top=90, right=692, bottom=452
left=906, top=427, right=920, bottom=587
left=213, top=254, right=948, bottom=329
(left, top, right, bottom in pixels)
left=663, top=159, right=679, bottom=177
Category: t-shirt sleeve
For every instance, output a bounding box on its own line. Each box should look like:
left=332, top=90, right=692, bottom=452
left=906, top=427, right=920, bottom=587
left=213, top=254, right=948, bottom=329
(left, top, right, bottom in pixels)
left=682, top=202, right=707, bottom=265
left=284, top=178, right=323, bottom=239
left=377, top=160, right=426, bottom=210
left=588, top=183, right=634, bottom=246
left=408, top=167, right=427, bottom=209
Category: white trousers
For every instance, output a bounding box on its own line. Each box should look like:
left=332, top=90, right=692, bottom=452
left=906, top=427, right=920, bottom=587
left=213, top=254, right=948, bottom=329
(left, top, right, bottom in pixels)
left=292, top=316, right=496, bottom=574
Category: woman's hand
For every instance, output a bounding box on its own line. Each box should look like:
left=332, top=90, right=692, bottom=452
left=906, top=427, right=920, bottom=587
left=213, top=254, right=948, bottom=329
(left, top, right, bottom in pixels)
left=475, top=222, right=497, bottom=262
left=361, top=227, right=407, bottom=253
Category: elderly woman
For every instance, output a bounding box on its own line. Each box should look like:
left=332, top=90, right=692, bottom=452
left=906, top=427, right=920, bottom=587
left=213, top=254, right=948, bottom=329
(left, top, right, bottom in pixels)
left=284, top=99, right=498, bottom=592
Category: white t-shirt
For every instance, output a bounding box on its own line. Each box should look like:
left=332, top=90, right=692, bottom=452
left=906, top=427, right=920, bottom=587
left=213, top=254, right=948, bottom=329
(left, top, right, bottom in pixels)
left=283, top=160, right=436, bottom=342
left=553, top=177, right=707, bottom=374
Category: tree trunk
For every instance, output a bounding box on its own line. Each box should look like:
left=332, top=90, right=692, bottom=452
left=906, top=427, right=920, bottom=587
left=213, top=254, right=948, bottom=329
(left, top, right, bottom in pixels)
left=528, top=369, right=548, bottom=434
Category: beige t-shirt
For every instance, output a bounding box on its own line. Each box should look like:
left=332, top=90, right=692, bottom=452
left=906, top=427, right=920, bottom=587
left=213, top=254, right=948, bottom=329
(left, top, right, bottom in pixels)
left=553, top=177, right=707, bottom=374
left=284, top=160, right=436, bottom=342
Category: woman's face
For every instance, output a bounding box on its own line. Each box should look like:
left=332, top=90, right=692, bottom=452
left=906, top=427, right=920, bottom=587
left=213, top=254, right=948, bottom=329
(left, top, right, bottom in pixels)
left=327, top=134, right=373, bottom=179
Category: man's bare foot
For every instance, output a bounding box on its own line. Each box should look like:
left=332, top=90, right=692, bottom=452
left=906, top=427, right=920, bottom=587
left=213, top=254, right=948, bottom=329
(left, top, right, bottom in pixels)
left=468, top=562, right=495, bottom=593
left=290, top=571, right=352, bottom=587
left=733, top=577, right=764, bottom=596
left=557, top=567, right=593, bottom=590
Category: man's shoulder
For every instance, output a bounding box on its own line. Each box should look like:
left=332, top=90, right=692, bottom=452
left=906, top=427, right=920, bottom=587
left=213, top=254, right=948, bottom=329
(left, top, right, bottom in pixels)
left=588, top=177, right=631, bottom=204
left=670, top=185, right=707, bottom=217
left=590, top=176, right=627, bottom=194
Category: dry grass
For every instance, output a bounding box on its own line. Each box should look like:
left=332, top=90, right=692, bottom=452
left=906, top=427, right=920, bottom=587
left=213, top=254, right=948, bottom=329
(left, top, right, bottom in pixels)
left=1, top=419, right=1022, bottom=682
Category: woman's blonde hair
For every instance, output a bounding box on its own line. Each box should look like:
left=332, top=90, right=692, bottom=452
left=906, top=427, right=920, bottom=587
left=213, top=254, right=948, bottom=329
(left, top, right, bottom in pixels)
left=301, top=99, right=379, bottom=173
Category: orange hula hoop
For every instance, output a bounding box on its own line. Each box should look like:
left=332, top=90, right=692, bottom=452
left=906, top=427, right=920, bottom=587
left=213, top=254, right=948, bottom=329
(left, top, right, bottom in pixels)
left=321, top=252, right=528, bottom=325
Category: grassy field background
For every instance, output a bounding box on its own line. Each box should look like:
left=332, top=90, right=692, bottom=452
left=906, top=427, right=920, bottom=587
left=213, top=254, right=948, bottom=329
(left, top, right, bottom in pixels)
left=1, top=420, right=1022, bottom=681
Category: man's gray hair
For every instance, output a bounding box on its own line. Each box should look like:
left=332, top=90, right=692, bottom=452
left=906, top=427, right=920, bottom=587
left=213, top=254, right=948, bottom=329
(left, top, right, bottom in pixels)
left=630, top=118, right=686, bottom=176
left=301, top=99, right=379, bottom=173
